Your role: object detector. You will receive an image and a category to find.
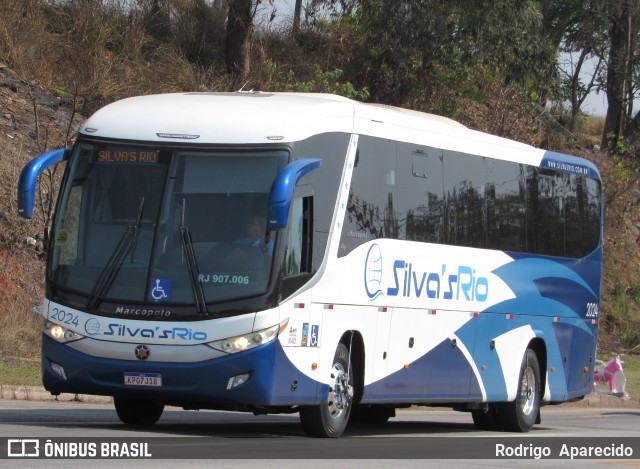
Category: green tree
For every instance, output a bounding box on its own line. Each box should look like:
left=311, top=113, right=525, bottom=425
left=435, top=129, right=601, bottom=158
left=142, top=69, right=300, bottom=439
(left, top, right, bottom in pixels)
left=292, top=0, right=304, bottom=37
left=602, top=0, right=640, bottom=150
left=352, top=0, right=461, bottom=104
left=462, top=0, right=558, bottom=94
left=543, top=0, right=608, bottom=131
left=139, top=0, right=228, bottom=66
left=226, top=0, right=254, bottom=80
left=328, top=0, right=559, bottom=106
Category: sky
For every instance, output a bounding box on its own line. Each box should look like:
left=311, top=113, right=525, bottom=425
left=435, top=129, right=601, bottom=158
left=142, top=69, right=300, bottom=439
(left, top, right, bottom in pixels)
left=581, top=92, right=607, bottom=117
left=582, top=91, right=607, bottom=117
left=560, top=52, right=608, bottom=117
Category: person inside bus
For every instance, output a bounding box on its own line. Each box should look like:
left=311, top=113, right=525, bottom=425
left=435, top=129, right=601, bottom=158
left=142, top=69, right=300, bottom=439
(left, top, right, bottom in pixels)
left=234, top=215, right=274, bottom=254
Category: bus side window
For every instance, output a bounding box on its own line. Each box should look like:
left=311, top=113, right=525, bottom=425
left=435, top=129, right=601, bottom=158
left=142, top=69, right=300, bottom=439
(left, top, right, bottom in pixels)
left=55, top=185, right=82, bottom=266
left=284, top=196, right=313, bottom=277
left=398, top=144, right=445, bottom=244
left=526, top=168, right=564, bottom=256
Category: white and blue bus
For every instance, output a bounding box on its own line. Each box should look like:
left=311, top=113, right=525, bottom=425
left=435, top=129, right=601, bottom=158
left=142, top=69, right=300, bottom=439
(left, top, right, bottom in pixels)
left=18, top=92, right=602, bottom=437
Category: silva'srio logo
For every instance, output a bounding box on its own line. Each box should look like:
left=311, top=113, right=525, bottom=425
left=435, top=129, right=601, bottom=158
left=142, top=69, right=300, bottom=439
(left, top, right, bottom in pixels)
left=363, top=244, right=490, bottom=303
left=103, top=323, right=208, bottom=341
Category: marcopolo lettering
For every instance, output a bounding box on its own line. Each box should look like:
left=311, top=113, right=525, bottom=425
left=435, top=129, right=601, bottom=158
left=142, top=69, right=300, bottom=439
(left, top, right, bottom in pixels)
left=115, top=306, right=171, bottom=318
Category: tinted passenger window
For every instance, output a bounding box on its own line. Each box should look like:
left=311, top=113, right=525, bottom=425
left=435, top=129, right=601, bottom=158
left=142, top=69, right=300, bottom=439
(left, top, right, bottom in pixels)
left=565, top=174, right=601, bottom=258
left=584, top=177, right=602, bottom=254
left=443, top=151, right=486, bottom=248
left=525, top=168, right=564, bottom=256
left=335, top=135, right=600, bottom=260
left=397, top=144, right=445, bottom=243
left=485, top=159, right=525, bottom=252
left=339, top=136, right=397, bottom=256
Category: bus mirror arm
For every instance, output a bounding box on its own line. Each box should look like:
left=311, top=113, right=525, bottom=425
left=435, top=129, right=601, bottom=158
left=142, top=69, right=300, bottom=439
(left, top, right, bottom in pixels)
left=18, top=148, right=71, bottom=219
left=268, top=158, right=322, bottom=230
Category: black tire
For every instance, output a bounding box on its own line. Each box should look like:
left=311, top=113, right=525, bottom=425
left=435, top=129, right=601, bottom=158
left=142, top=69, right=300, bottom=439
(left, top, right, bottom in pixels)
left=498, top=348, right=541, bottom=432
left=300, top=343, right=354, bottom=437
left=114, top=397, right=164, bottom=426
left=471, top=404, right=502, bottom=431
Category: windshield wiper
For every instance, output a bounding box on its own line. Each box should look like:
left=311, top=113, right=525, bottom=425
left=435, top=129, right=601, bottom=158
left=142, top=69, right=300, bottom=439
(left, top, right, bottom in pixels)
left=86, top=197, right=145, bottom=312
left=130, top=197, right=144, bottom=262
left=179, top=198, right=208, bottom=316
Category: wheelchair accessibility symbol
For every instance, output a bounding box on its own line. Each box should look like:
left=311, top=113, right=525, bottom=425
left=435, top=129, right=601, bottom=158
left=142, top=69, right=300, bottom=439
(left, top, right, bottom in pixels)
left=310, top=325, right=319, bottom=347
left=150, top=278, right=172, bottom=302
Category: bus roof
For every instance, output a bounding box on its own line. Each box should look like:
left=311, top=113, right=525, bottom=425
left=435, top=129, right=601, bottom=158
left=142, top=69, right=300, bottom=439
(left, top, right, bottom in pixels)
left=79, top=92, right=599, bottom=179
left=81, top=92, right=356, bottom=144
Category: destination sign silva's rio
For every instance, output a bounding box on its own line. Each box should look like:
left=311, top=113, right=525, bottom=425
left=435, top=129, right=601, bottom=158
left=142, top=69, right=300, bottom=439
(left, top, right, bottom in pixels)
left=97, top=149, right=159, bottom=164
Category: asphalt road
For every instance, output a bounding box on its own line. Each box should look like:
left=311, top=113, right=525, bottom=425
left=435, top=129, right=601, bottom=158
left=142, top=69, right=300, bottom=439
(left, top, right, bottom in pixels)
left=0, top=399, right=638, bottom=468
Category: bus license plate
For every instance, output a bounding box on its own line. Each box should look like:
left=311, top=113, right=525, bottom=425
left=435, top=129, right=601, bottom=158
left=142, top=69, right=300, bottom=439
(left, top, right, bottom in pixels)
left=124, top=372, right=162, bottom=387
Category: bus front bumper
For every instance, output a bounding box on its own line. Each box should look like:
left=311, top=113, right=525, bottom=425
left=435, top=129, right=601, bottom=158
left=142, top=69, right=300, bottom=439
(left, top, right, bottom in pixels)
left=41, top=334, right=320, bottom=408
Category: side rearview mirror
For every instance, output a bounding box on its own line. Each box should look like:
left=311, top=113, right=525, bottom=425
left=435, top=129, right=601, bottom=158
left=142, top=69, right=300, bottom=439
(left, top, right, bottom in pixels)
left=268, top=158, right=322, bottom=230
left=18, top=148, right=71, bottom=219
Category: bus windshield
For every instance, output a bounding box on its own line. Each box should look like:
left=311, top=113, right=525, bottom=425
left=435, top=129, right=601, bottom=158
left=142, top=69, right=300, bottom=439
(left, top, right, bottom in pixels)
left=49, top=141, right=288, bottom=314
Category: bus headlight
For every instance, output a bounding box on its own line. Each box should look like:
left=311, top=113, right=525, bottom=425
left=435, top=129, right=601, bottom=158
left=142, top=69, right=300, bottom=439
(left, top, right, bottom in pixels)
left=206, top=319, right=288, bottom=354
left=44, top=320, right=84, bottom=343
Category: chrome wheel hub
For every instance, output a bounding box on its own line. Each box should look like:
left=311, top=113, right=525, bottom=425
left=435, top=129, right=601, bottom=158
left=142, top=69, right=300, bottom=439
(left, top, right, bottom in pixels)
left=520, top=366, right=536, bottom=416
left=328, top=363, right=353, bottom=417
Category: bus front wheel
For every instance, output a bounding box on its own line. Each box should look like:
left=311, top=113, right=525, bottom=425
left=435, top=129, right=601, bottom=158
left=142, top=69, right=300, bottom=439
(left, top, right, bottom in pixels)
left=498, top=348, right=540, bottom=432
left=299, top=343, right=354, bottom=437
left=114, top=397, right=164, bottom=426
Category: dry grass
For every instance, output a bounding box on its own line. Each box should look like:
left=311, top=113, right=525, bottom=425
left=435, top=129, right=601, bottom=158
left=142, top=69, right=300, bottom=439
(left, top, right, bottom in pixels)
left=0, top=0, right=227, bottom=116
left=0, top=250, right=44, bottom=362
left=576, top=115, right=606, bottom=146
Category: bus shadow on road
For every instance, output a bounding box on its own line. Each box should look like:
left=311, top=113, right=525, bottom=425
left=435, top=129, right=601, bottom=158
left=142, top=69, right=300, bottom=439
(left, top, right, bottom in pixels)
left=0, top=406, right=487, bottom=438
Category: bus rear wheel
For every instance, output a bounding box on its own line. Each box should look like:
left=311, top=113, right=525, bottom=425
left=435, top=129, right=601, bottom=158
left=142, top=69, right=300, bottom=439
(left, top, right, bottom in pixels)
left=114, top=397, right=164, bottom=426
left=498, top=348, right=540, bottom=432
left=299, top=343, right=354, bottom=437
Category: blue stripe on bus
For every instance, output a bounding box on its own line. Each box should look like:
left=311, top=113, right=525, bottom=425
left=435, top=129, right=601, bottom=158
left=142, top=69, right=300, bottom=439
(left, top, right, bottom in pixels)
left=363, top=338, right=481, bottom=403
left=541, top=150, right=601, bottom=179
